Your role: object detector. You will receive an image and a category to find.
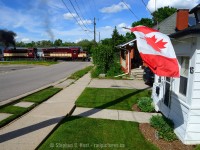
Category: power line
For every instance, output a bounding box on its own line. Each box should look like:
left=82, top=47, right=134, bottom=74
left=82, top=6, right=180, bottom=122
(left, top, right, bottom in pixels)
left=120, top=0, right=139, bottom=20
left=61, top=0, right=92, bottom=38
left=68, top=0, right=90, bottom=30
left=80, top=0, right=93, bottom=20
left=141, top=0, right=152, bottom=15
left=74, top=0, right=91, bottom=29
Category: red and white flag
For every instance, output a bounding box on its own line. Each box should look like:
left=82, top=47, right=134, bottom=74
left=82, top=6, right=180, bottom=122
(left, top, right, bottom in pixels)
left=130, top=26, right=180, bottom=77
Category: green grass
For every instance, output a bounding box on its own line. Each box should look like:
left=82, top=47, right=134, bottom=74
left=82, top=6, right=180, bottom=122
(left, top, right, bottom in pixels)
left=76, top=88, right=151, bottom=111
left=21, top=87, right=61, bottom=104
left=195, top=145, right=200, bottom=150
left=0, top=87, right=62, bottom=127
left=0, top=60, right=57, bottom=66
left=68, top=66, right=93, bottom=80
left=39, top=116, right=158, bottom=150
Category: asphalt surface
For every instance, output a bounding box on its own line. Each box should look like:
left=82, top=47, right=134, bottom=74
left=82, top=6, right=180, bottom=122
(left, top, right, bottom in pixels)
left=0, top=62, right=91, bottom=102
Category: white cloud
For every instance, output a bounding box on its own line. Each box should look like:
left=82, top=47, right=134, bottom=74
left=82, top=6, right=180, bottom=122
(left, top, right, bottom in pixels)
left=147, top=0, right=200, bottom=12
left=21, top=38, right=30, bottom=43
left=75, top=38, right=83, bottom=43
left=78, top=19, right=92, bottom=25
left=100, top=2, right=130, bottom=13
left=118, top=23, right=127, bottom=28
left=117, top=23, right=131, bottom=33
left=63, top=13, right=77, bottom=20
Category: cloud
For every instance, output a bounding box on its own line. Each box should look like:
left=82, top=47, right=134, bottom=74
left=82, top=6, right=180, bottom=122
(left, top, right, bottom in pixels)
left=147, top=0, right=200, bottom=12
left=117, top=23, right=131, bottom=33
left=21, top=38, right=30, bottom=43
left=100, top=2, right=130, bottom=13
left=75, top=38, right=83, bottom=43
left=118, top=23, right=127, bottom=28
left=78, top=19, right=92, bottom=25
left=63, top=13, right=77, bottom=20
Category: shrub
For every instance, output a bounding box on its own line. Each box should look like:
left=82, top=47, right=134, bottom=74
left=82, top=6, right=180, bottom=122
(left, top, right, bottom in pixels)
left=91, top=44, right=114, bottom=74
left=91, top=67, right=101, bottom=78
left=150, top=115, right=177, bottom=141
left=137, top=97, right=154, bottom=112
left=106, top=61, right=123, bottom=77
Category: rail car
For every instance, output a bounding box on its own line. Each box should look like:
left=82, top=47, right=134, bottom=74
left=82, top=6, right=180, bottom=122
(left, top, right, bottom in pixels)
left=3, top=47, right=90, bottom=61
left=3, top=48, right=38, bottom=59
left=42, top=47, right=89, bottom=61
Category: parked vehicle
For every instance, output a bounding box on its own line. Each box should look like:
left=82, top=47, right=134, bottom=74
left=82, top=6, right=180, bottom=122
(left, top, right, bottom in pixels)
left=143, top=67, right=154, bottom=86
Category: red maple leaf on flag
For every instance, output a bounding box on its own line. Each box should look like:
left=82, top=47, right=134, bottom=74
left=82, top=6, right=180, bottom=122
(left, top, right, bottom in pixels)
left=145, top=35, right=168, bottom=52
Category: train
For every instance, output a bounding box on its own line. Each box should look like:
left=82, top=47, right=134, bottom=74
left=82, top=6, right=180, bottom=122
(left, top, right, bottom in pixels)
left=2, top=47, right=90, bottom=61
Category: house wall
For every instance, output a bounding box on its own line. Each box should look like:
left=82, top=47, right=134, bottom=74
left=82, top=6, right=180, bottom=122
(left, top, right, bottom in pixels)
left=120, top=49, right=130, bottom=74
left=152, top=36, right=200, bottom=144
left=184, top=36, right=200, bottom=144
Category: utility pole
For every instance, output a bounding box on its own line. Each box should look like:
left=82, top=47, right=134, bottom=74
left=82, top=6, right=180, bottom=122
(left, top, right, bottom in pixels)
left=99, top=32, right=100, bottom=43
left=94, top=17, right=96, bottom=43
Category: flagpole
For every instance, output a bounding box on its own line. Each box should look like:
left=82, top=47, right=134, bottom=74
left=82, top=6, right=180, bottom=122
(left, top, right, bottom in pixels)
left=155, top=0, right=158, bottom=30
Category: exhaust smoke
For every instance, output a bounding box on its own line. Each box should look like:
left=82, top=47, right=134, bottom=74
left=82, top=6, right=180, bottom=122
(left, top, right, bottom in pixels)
left=0, top=29, right=16, bottom=48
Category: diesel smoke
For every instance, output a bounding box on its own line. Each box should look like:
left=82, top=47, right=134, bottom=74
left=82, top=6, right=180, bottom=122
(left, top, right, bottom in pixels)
left=0, top=29, right=16, bottom=48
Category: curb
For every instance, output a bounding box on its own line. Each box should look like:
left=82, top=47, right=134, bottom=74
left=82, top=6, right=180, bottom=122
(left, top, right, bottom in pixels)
left=0, top=75, right=70, bottom=107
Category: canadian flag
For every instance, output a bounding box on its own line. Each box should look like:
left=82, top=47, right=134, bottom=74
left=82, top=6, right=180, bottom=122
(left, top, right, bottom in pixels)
left=130, top=26, right=180, bottom=77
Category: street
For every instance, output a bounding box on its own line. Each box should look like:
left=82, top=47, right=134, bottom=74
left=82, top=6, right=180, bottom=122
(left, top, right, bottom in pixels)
left=0, top=62, right=91, bottom=102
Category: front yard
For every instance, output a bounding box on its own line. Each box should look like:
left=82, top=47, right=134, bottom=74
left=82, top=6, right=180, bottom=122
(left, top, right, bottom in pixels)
left=75, top=87, right=151, bottom=110
left=39, top=116, right=158, bottom=150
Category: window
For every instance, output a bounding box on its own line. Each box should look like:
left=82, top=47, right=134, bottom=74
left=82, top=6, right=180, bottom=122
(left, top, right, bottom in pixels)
left=164, top=77, right=171, bottom=107
left=178, top=57, right=189, bottom=96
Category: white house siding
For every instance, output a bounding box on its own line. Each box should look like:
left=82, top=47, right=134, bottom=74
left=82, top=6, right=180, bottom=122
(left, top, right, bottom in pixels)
left=168, top=94, right=190, bottom=144
left=152, top=37, right=200, bottom=144
left=185, top=37, right=200, bottom=144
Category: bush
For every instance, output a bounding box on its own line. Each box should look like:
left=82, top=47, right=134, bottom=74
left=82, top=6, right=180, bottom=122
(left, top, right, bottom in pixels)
left=150, top=115, right=177, bottom=141
left=137, top=97, right=154, bottom=112
left=106, top=60, right=123, bottom=77
left=91, top=67, right=101, bottom=78
left=91, top=44, right=114, bottom=74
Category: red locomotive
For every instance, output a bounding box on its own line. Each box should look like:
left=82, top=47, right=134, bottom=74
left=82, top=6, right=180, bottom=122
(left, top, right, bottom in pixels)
left=3, top=46, right=89, bottom=61
left=42, top=47, right=88, bottom=61
left=3, top=47, right=38, bottom=59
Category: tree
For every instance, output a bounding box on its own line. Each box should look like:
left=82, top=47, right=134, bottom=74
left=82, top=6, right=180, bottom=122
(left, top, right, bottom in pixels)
left=101, top=38, right=112, bottom=46
left=111, top=26, right=126, bottom=52
left=132, top=18, right=154, bottom=28
left=124, top=32, right=135, bottom=42
left=152, top=6, right=177, bottom=24
left=54, top=39, right=62, bottom=46
left=77, top=39, right=93, bottom=54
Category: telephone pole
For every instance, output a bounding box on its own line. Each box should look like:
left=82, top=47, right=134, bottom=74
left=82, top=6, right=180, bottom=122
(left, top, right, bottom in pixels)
left=94, top=17, right=96, bottom=43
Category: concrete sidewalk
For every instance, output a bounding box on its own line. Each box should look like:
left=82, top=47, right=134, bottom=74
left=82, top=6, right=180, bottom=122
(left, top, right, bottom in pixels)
left=88, top=78, right=150, bottom=89
left=0, top=75, right=154, bottom=150
left=73, top=107, right=159, bottom=123
left=0, top=73, right=91, bottom=150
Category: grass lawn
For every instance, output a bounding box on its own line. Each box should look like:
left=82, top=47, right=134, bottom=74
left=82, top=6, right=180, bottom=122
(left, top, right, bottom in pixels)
left=0, top=87, right=61, bottom=127
left=21, top=87, right=61, bottom=104
left=68, top=66, right=93, bottom=80
left=39, top=116, right=158, bottom=150
left=0, top=60, right=57, bottom=66
left=76, top=88, right=151, bottom=111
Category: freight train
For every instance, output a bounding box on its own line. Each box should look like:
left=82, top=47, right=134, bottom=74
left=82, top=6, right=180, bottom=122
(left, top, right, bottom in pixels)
left=3, top=47, right=90, bottom=61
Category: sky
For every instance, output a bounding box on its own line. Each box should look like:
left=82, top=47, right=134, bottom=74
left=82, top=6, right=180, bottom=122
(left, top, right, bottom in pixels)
left=0, top=0, right=199, bottom=43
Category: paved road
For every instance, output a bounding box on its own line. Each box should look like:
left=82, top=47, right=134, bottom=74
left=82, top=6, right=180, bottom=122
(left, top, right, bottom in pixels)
left=0, top=62, right=91, bottom=102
